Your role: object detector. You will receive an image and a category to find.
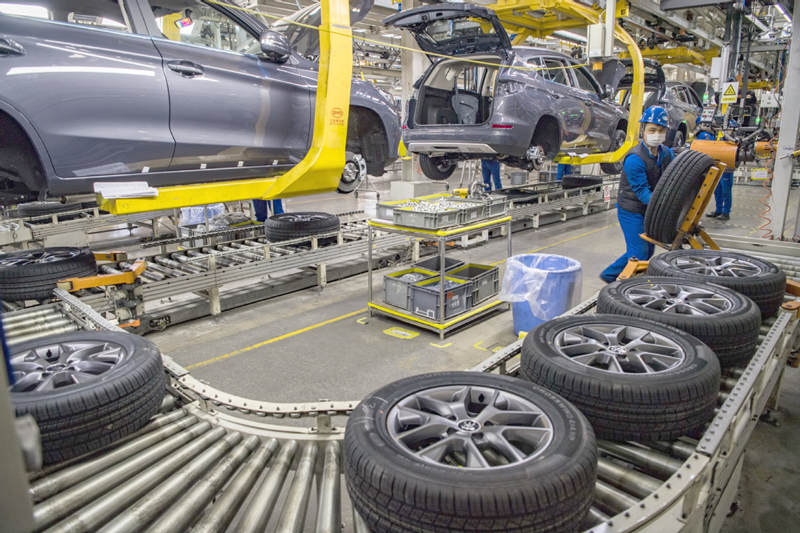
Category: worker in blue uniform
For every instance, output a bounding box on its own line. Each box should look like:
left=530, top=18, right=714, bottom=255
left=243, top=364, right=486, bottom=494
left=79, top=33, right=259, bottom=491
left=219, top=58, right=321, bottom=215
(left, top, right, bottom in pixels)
left=481, top=159, right=502, bottom=191
left=699, top=119, right=734, bottom=221
left=253, top=198, right=284, bottom=222
left=556, top=163, right=573, bottom=181
left=600, top=106, right=674, bottom=283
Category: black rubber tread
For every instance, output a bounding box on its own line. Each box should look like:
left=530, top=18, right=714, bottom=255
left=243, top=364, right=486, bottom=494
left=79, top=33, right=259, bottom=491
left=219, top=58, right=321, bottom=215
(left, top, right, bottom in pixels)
left=647, top=250, right=786, bottom=318
left=11, top=332, right=166, bottom=465
left=644, top=150, right=714, bottom=244
left=560, top=175, right=603, bottom=190
left=519, top=315, right=721, bottom=441
left=600, top=129, right=627, bottom=175
left=597, top=277, right=761, bottom=368
left=264, top=211, right=340, bottom=242
left=16, top=201, right=83, bottom=217
left=0, top=247, right=97, bottom=301
left=419, top=154, right=456, bottom=181
left=344, top=371, right=597, bottom=533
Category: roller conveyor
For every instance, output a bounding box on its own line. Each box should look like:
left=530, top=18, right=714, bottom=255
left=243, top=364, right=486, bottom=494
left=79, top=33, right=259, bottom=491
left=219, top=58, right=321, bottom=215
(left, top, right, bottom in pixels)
left=11, top=243, right=798, bottom=533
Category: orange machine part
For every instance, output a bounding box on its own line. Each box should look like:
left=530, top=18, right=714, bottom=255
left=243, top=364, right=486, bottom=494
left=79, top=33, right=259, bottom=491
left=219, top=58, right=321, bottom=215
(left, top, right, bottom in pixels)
left=754, top=141, right=776, bottom=159
left=689, top=140, right=738, bottom=170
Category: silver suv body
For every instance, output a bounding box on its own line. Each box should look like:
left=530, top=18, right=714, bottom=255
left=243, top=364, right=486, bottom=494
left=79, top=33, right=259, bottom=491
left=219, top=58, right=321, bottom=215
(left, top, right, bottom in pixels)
left=0, top=0, right=399, bottom=199
left=385, top=3, right=626, bottom=180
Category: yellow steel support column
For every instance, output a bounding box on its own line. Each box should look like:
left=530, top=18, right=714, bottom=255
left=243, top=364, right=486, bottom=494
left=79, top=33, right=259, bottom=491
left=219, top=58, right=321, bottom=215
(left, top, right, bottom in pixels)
left=98, top=0, right=352, bottom=215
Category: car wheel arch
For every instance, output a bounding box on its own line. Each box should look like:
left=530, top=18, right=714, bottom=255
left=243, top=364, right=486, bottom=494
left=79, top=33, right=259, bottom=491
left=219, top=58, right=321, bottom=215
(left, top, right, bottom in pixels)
left=531, top=114, right=561, bottom=158
left=346, top=105, right=390, bottom=176
left=0, top=106, right=51, bottom=193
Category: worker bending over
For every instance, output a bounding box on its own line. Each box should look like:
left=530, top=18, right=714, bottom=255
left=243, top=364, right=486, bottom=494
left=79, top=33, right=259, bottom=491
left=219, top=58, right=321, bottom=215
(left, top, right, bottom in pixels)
left=600, top=106, right=674, bottom=283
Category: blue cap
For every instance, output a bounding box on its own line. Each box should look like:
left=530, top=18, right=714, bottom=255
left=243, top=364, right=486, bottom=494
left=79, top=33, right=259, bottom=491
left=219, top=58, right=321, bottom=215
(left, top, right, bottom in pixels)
left=640, top=105, right=669, bottom=128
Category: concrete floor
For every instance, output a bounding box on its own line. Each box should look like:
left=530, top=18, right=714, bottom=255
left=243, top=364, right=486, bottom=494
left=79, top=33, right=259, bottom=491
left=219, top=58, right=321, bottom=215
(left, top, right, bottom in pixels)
left=140, top=181, right=800, bottom=531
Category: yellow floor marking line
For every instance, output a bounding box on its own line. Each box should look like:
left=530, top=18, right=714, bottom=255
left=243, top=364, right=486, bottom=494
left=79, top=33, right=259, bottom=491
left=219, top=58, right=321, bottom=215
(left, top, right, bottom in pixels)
left=473, top=341, right=491, bottom=352
left=430, top=341, right=453, bottom=348
left=356, top=317, right=369, bottom=325
left=186, top=307, right=367, bottom=370
left=489, top=224, right=613, bottom=266
left=383, top=327, right=419, bottom=339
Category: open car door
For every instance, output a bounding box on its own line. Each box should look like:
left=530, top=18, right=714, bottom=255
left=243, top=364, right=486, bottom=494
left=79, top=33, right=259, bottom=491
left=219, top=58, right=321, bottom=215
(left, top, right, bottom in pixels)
left=383, top=3, right=511, bottom=59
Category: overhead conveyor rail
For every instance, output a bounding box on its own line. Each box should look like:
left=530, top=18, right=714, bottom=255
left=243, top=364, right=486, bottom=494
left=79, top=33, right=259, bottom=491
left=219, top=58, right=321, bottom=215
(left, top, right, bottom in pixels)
left=10, top=239, right=800, bottom=533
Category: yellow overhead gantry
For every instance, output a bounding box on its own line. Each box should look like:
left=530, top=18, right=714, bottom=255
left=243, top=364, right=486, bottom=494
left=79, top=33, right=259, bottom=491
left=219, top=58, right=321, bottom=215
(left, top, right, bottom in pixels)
left=487, top=0, right=645, bottom=166
left=98, top=0, right=352, bottom=215
left=619, top=46, right=720, bottom=67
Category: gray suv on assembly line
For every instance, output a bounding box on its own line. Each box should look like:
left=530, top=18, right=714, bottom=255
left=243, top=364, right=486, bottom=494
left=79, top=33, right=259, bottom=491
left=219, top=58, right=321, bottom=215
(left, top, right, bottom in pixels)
left=0, top=0, right=400, bottom=200
left=385, top=3, right=627, bottom=181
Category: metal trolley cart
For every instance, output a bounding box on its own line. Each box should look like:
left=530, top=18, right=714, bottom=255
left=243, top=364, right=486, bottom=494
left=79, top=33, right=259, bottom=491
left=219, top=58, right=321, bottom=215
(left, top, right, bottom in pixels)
left=366, top=216, right=512, bottom=339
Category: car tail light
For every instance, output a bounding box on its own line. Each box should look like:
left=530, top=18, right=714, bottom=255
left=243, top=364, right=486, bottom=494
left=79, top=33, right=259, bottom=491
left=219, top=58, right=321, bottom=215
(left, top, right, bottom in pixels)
left=492, top=124, right=513, bottom=129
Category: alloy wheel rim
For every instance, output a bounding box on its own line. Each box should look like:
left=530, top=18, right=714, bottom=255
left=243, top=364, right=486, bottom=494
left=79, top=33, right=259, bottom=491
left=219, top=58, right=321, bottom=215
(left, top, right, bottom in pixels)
left=386, top=384, right=554, bottom=469
left=670, top=254, right=762, bottom=278
left=10, top=340, right=126, bottom=393
left=622, top=280, right=734, bottom=315
left=554, top=323, right=686, bottom=374
left=0, top=248, right=80, bottom=268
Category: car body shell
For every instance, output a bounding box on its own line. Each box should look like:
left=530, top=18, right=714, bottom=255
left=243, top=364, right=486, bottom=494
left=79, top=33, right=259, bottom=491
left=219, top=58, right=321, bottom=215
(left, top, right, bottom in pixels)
left=0, top=0, right=399, bottom=196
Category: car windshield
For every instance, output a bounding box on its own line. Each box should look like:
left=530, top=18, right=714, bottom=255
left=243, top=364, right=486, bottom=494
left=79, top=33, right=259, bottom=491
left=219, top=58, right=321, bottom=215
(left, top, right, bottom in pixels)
left=618, top=89, right=656, bottom=110
left=271, top=0, right=372, bottom=60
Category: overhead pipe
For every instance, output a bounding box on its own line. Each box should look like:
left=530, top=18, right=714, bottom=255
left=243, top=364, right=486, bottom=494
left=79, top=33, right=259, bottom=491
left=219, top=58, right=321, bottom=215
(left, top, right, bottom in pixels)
left=40, top=424, right=223, bottom=533
left=191, top=439, right=278, bottom=533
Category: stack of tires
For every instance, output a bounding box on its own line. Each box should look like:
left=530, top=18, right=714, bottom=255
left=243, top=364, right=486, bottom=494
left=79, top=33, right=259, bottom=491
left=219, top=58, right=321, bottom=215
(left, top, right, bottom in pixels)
left=344, top=153, right=788, bottom=532
left=8, top=332, right=166, bottom=465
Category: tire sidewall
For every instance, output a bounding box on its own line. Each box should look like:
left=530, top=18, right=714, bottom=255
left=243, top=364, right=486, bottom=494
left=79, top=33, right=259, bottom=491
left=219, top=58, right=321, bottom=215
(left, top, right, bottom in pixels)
left=648, top=250, right=785, bottom=292
left=522, top=315, right=719, bottom=388
left=11, top=332, right=162, bottom=408
left=345, top=372, right=592, bottom=491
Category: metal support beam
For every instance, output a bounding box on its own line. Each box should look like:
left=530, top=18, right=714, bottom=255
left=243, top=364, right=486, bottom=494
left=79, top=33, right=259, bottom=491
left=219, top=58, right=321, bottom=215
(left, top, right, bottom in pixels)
left=770, top=0, right=800, bottom=239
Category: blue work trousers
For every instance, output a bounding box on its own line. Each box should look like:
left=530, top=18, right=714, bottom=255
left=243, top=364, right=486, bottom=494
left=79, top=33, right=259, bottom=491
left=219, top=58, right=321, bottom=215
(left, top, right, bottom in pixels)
left=253, top=199, right=284, bottom=222
left=481, top=160, right=502, bottom=191
left=600, top=207, right=654, bottom=282
left=556, top=163, right=573, bottom=181
left=713, top=172, right=733, bottom=215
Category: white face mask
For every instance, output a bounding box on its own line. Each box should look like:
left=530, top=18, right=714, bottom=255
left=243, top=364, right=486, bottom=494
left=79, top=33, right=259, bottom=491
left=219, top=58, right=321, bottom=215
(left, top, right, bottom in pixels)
left=644, top=132, right=666, bottom=147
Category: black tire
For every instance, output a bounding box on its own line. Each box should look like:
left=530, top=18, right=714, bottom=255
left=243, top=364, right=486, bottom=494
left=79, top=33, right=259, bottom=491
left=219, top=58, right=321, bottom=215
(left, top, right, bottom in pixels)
left=9, top=332, right=166, bottom=465
left=520, top=315, right=720, bottom=441
left=670, top=128, right=685, bottom=149
left=600, top=128, right=627, bottom=175
left=644, top=150, right=714, bottom=244
left=264, top=212, right=340, bottom=242
left=0, top=247, right=97, bottom=301
left=561, top=175, right=603, bottom=190
left=647, top=250, right=786, bottom=318
left=17, top=201, right=83, bottom=217
left=598, top=277, right=761, bottom=368
left=344, top=371, right=597, bottom=533
left=419, top=154, right=456, bottom=181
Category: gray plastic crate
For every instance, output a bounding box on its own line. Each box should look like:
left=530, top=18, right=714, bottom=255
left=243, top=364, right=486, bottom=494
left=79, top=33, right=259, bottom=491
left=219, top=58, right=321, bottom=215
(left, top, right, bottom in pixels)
left=455, top=198, right=488, bottom=224
left=383, top=268, right=436, bottom=310
left=413, top=256, right=464, bottom=273
left=449, top=263, right=500, bottom=305
left=486, top=196, right=510, bottom=217
left=410, top=276, right=472, bottom=320
left=393, top=206, right=461, bottom=229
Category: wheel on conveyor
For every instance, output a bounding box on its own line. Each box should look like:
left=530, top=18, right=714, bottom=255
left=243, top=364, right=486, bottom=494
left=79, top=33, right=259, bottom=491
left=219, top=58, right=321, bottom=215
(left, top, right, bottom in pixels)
left=0, top=246, right=97, bottom=301
left=520, top=314, right=721, bottom=441
left=646, top=249, right=786, bottom=318
left=344, top=371, right=597, bottom=533
left=598, top=277, right=761, bottom=368
left=9, top=332, right=166, bottom=465
left=264, top=211, right=340, bottom=242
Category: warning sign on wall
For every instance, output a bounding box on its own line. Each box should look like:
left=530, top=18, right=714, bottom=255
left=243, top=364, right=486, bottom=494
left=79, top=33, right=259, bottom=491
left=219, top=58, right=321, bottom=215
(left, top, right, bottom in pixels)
left=720, top=82, right=739, bottom=104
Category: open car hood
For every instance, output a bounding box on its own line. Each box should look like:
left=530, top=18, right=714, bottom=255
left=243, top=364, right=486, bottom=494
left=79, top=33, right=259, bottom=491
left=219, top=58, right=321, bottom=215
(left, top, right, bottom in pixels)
left=383, top=3, right=511, bottom=58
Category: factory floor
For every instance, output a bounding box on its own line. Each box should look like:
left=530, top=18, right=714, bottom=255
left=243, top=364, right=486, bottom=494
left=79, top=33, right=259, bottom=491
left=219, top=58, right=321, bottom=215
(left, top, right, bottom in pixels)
left=139, top=179, right=800, bottom=531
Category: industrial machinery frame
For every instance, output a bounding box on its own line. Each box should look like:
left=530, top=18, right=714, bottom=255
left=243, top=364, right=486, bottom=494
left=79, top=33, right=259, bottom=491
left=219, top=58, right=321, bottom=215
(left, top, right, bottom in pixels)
left=5, top=238, right=798, bottom=533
